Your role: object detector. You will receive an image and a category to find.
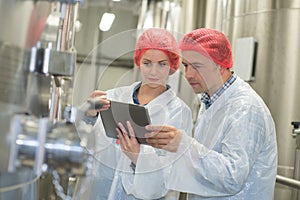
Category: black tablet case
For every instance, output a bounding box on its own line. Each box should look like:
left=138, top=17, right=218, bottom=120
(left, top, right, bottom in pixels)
left=100, top=101, right=151, bottom=144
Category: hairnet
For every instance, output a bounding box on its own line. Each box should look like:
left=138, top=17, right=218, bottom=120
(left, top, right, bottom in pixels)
left=134, top=28, right=180, bottom=74
left=179, top=28, right=233, bottom=69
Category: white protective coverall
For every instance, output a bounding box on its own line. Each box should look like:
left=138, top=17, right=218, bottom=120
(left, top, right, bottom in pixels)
left=167, top=76, right=278, bottom=199
left=81, top=81, right=193, bottom=200
left=129, top=76, right=278, bottom=200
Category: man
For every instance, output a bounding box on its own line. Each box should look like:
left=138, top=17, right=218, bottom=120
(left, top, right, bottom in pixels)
left=145, top=28, right=278, bottom=199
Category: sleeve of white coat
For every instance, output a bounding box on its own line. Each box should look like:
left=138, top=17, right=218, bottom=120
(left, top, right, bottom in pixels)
left=166, top=105, right=265, bottom=197
left=122, top=106, right=193, bottom=199
left=121, top=145, right=168, bottom=199
left=122, top=139, right=192, bottom=199
left=77, top=116, right=113, bottom=152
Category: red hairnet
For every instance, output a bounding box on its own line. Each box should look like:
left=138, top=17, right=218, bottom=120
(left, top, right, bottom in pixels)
left=134, top=28, right=180, bottom=74
left=179, top=28, right=233, bottom=69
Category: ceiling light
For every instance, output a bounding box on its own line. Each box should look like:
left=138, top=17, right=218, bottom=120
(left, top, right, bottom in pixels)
left=99, top=12, right=115, bottom=32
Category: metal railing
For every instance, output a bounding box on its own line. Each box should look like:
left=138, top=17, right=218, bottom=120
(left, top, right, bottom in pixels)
left=276, top=175, right=300, bottom=190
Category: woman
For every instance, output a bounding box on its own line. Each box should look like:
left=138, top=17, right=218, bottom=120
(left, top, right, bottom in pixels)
left=83, top=28, right=193, bottom=200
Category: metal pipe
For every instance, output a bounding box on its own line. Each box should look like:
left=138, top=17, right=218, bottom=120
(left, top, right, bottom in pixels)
left=276, top=175, right=300, bottom=190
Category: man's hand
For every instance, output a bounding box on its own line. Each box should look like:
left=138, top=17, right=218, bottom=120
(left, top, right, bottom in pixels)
left=145, top=125, right=182, bottom=152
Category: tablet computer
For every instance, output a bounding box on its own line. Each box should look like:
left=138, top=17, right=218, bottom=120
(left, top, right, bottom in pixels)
left=100, top=100, right=151, bottom=144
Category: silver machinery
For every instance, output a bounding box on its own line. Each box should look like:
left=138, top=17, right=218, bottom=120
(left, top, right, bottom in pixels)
left=0, top=0, right=91, bottom=199
left=276, top=122, right=300, bottom=200
left=291, top=121, right=300, bottom=199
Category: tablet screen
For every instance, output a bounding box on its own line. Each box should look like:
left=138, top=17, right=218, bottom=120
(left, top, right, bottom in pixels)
left=100, top=100, right=151, bottom=144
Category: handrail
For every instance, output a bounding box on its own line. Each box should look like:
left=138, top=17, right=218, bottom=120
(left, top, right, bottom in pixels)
left=276, top=175, right=300, bottom=190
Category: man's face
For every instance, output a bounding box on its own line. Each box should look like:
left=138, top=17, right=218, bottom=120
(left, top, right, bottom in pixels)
left=182, top=50, right=223, bottom=95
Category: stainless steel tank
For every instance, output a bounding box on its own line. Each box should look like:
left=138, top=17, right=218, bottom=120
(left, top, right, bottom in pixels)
left=0, top=3, right=52, bottom=198
left=0, top=1, right=88, bottom=199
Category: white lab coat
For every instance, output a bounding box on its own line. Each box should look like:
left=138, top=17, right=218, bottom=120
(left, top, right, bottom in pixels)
left=164, top=76, right=277, bottom=199
left=83, top=82, right=193, bottom=200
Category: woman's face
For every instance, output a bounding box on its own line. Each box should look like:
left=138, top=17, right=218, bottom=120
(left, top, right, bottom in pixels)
left=139, top=49, right=171, bottom=88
